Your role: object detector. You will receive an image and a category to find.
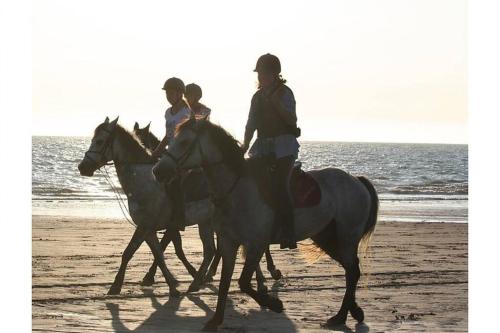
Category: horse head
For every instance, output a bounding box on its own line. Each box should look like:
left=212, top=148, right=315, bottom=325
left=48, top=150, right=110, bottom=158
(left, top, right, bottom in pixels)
left=78, top=116, right=119, bottom=176
left=152, top=118, right=244, bottom=183
left=153, top=118, right=209, bottom=182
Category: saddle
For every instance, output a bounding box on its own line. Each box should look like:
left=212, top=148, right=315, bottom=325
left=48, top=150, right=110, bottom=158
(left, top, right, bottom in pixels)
left=178, top=160, right=322, bottom=208
left=248, top=159, right=322, bottom=208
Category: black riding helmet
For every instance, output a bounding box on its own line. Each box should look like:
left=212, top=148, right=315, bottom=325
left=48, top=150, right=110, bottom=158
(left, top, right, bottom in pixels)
left=162, top=77, right=185, bottom=93
left=254, top=53, right=281, bottom=74
left=185, top=83, right=202, bottom=100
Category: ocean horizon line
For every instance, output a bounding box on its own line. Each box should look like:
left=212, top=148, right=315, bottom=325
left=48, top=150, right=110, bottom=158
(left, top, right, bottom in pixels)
left=31, top=135, right=468, bottom=146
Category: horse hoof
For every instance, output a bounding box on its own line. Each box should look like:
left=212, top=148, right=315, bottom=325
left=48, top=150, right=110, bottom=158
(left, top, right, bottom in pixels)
left=271, top=269, right=282, bottom=280
left=350, top=305, right=364, bottom=323
left=140, top=275, right=155, bottom=286
left=267, top=296, right=284, bottom=313
left=169, top=288, right=181, bottom=298
left=324, top=313, right=347, bottom=328
left=107, top=285, right=121, bottom=295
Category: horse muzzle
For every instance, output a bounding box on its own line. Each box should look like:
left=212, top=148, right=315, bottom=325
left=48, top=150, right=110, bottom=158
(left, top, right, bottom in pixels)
left=78, top=160, right=96, bottom=177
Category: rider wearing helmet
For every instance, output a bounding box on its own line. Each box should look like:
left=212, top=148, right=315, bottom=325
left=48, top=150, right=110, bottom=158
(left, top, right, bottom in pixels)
left=185, top=83, right=211, bottom=120
left=152, top=77, right=192, bottom=230
left=242, top=53, right=300, bottom=250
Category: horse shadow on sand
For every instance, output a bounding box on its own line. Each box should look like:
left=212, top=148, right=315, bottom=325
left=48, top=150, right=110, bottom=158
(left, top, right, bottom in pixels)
left=106, top=284, right=298, bottom=332
left=106, top=282, right=370, bottom=333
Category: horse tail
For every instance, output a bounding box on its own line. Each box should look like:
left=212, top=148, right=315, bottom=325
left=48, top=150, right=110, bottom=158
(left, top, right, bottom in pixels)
left=357, top=176, right=379, bottom=241
left=300, top=176, right=379, bottom=264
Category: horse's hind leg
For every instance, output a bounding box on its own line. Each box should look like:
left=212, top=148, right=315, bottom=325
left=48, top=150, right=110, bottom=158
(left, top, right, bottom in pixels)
left=265, top=246, right=282, bottom=280
left=205, top=234, right=221, bottom=282
left=144, top=231, right=180, bottom=297
left=141, top=230, right=173, bottom=286
left=326, top=251, right=363, bottom=327
left=238, top=246, right=283, bottom=313
left=188, top=223, right=215, bottom=292
left=171, top=230, right=197, bottom=278
left=255, top=262, right=268, bottom=293
left=108, top=228, right=146, bottom=295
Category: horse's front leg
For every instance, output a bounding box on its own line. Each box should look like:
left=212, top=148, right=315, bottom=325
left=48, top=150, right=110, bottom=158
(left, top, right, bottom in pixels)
left=188, top=223, right=216, bottom=292
left=144, top=231, right=180, bottom=297
left=202, top=236, right=238, bottom=331
left=108, top=228, right=146, bottom=295
left=238, top=246, right=283, bottom=313
left=141, top=230, right=173, bottom=286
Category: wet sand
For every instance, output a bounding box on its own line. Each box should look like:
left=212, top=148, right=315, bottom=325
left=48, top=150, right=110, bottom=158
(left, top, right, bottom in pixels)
left=32, top=215, right=467, bottom=332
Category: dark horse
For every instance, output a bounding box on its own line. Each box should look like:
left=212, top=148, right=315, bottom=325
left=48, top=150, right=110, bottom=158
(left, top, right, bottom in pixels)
left=133, top=122, right=282, bottom=290
left=153, top=118, right=378, bottom=331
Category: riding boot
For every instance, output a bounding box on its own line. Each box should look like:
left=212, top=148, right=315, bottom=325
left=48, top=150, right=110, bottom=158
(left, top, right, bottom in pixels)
left=274, top=156, right=297, bottom=250
left=167, top=177, right=185, bottom=231
left=278, top=208, right=297, bottom=250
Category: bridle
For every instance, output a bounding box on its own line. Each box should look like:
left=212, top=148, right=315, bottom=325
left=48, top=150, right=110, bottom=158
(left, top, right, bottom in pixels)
left=83, top=126, right=116, bottom=170
left=162, top=125, right=240, bottom=206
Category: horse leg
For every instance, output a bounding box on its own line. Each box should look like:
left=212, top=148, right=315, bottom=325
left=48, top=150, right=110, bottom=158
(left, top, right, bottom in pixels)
left=238, top=246, right=283, bottom=313
left=188, top=223, right=216, bottom=292
left=326, top=253, right=362, bottom=327
left=205, top=233, right=221, bottom=282
left=255, top=262, right=268, bottom=293
left=171, top=230, right=197, bottom=278
left=202, top=236, right=238, bottom=332
left=265, top=246, right=282, bottom=280
left=144, top=231, right=180, bottom=297
left=108, top=228, right=146, bottom=295
left=141, top=230, right=173, bottom=286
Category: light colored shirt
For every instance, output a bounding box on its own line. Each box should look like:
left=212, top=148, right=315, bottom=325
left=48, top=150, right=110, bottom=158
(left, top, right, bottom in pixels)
left=165, top=105, right=191, bottom=142
left=246, top=85, right=300, bottom=159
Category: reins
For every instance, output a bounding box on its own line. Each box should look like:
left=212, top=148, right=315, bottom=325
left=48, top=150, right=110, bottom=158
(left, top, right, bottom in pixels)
left=101, top=165, right=136, bottom=227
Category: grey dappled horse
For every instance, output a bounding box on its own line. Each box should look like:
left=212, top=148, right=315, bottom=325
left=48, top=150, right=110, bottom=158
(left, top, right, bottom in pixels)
left=153, top=118, right=379, bottom=331
left=133, top=122, right=282, bottom=290
left=77, top=117, right=216, bottom=295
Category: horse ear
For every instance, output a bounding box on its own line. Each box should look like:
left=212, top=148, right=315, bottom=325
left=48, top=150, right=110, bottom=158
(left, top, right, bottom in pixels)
left=134, top=122, right=139, bottom=130
left=145, top=122, right=151, bottom=131
left=110, top=116, right=119, bottom=129
left=104, top=117, right=110, bottom=124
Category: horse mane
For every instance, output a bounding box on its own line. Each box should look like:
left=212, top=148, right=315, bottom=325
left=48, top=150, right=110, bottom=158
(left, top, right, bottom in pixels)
left=145, top=131, right=161, bottom=147
left=177, top=119, right=246, bottom=176
left=96, top=123, right=152, bottom=162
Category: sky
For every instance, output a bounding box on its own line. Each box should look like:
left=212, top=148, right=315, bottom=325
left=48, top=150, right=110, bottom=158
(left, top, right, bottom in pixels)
left=32, top=0, right=467, bottom=143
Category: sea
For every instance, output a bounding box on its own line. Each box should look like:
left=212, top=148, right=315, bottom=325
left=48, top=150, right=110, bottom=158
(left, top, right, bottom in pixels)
left=32, top=137, right=468, bottom=223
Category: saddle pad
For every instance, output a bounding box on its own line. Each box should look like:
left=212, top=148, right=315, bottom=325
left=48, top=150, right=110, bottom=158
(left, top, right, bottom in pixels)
left=290, top=168, right=321, bottom=208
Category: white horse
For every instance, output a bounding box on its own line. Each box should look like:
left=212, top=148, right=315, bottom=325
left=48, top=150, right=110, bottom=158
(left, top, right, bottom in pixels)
left=153, top=118, right=379, bottom=331
left=78, top=117, right=216, bottom=296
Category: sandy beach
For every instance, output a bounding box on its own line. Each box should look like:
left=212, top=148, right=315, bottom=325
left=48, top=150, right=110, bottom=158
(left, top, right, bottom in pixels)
left=32, top=215, right=467, bottom=332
